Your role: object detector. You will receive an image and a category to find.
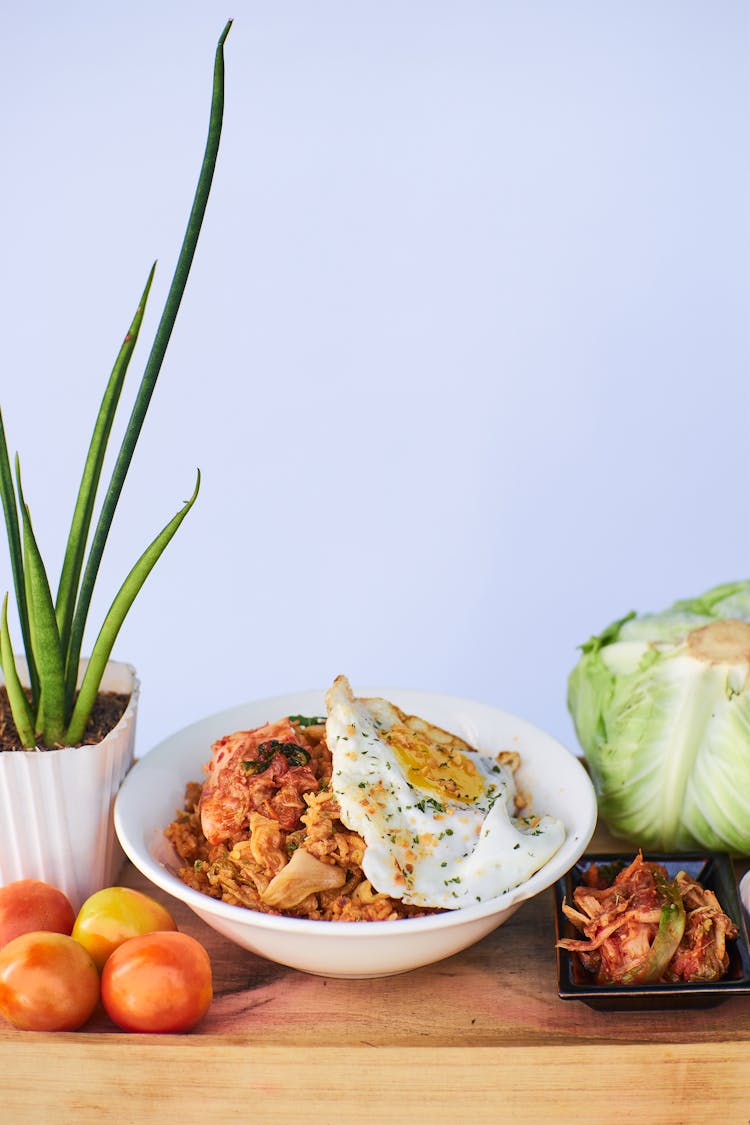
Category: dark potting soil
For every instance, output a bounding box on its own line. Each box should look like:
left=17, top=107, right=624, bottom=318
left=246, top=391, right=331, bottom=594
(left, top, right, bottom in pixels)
left=0, top=688, right=130, bottom=751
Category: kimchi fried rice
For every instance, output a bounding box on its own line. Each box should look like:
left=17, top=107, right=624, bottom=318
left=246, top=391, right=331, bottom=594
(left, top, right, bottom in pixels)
left=165, top=715, right=440, bottom=921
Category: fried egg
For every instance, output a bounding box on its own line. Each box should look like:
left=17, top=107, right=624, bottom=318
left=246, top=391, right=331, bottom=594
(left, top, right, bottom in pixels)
left=325, top=675, right=565, bottom=909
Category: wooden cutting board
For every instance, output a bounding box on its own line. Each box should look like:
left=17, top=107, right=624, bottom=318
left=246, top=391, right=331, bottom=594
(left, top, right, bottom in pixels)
left=3, top=825, right=750, bottom=1124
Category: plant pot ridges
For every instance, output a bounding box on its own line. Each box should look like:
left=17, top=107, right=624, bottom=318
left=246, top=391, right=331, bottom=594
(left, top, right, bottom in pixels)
left=0, top=660, right=138, bottom=909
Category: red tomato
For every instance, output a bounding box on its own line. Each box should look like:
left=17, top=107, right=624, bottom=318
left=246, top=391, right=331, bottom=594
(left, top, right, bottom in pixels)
left=0, top=879, right=76, bottom=949
left=101, top=931, right=212, bottom=1033
left=0, top=931, right=100, bottom=1031
left=72, top=887, right=177, bottom=971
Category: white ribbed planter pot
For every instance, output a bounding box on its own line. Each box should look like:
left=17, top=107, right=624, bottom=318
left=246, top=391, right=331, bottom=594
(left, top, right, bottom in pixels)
left=0, top=659, right=139, bottom=910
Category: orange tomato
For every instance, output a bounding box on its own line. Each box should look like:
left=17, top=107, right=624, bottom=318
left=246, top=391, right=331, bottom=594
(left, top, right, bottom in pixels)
left=0, top=931, right=100, bottom=1031
left=72, top=887, right=177, bottom=972
left=0, top=879, right=76, bottom=950
left=101, top=931, right=212, bottom=1033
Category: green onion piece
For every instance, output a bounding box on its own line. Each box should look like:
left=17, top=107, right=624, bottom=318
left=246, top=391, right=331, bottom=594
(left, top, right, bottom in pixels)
left=624, top=875, right=686, bottom=984
left=288, top=714, right=326, bottom=727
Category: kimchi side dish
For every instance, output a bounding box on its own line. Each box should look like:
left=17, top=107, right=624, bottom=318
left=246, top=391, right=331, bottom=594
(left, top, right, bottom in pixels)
left=557, top=852, right=738, bottom=984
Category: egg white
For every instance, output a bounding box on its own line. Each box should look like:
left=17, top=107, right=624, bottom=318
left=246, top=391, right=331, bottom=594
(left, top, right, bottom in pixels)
left=325, top=676, right=565, bottom=909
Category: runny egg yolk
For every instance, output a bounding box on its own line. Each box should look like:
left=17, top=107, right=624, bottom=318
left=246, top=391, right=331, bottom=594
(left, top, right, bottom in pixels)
left=386, top=722, right=486, bottom=803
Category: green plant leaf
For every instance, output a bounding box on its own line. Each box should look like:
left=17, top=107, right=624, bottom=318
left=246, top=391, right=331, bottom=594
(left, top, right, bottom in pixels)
left=56, top=264, right=156, bottom=661
left=21, top=534, right=40, bottom=721
left=0, top=411, right=38, bottom=703
left=65, top=471, right=201, bottom=744
left=0, top=594, right=36, bottom=747
left=0, top=21, right=230, bottom=751
left=64, top=21, right=231, bottom=703
left=17, top=481, right=66, bottom=746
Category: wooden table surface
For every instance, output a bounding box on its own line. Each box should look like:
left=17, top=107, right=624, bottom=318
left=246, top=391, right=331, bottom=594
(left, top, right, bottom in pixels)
left=3, top=825, right=750, bottom=1124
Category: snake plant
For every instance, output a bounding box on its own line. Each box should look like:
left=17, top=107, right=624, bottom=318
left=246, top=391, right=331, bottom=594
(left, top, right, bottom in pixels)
left=0, top=21, right=231, bottom=748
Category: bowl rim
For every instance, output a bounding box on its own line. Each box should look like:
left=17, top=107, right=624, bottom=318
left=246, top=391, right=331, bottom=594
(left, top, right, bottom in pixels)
left=115, top=684, right=598, bottom=937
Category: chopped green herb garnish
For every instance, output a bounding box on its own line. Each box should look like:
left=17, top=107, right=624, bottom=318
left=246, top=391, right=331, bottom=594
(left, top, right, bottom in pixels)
left=242, top=739, right=311, bottom=775
left=414, top=796, right=445, bottom=814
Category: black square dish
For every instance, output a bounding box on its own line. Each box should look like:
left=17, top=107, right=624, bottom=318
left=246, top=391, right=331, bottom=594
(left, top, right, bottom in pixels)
left=554, top=852, right=750, bottom=1010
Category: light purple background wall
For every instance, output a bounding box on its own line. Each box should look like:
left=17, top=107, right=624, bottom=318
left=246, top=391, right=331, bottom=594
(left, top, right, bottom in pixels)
left=1, top=2, right=748, bottom=757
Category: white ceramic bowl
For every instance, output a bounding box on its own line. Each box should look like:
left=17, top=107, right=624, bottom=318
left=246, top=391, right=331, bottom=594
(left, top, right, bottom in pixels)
left=740, top=870, right=750, bottom=923
left=115, top=687, right=597, bottom=978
